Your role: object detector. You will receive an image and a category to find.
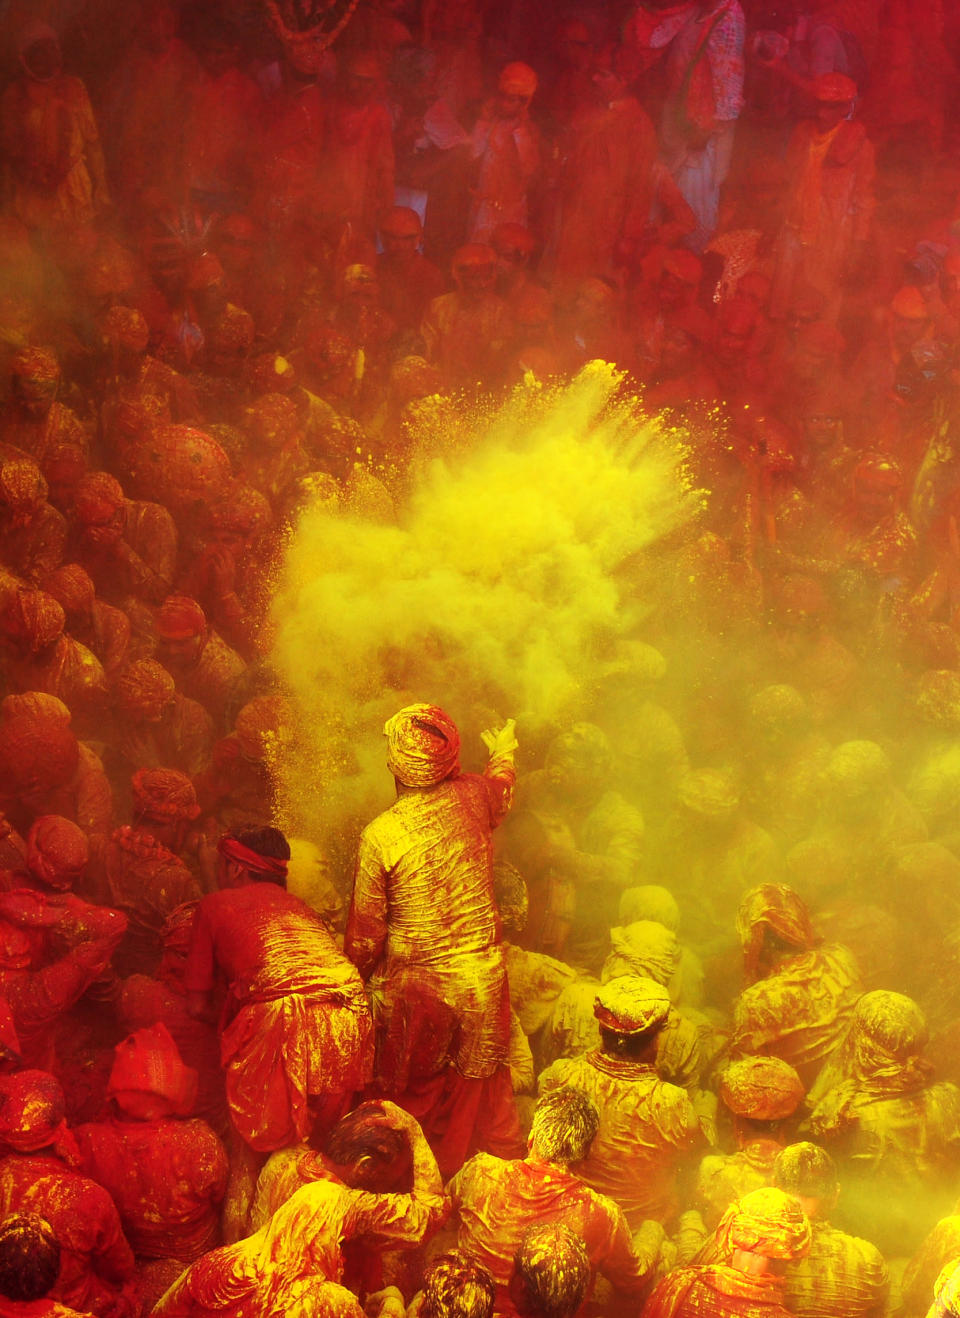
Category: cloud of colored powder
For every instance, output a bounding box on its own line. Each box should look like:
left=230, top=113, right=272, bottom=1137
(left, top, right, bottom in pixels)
left=269, top=361, right=703, bottom=878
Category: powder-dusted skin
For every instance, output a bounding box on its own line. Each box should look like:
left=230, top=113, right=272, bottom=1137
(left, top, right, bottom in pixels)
left=448, top=1151, right=657, bottom=1317
left=539, top=1052, right=700, bottom=1230
left=74, top=1115, right=228, bottom=1262
left=152, top=1175, right=445, bottom=1317
left=185, top=885, right=372, bottom=1151
left=729, top=945, right=863, bottom=1089
left=346, top=756, right=514, bottom=1084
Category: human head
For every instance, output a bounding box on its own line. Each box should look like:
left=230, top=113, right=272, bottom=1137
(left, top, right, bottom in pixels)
left=384, top=703, right=460, bottom=788
left=511, top=1222, right=590, bottom=1318
left=42, top=444, right=88, bottom=514
left=452, top=244, right=497, bottom=300
left=556, top=18, right=592, bottom=71
left=601, top=921, right=680, bottom=988
left=497, top=61, right=537, bottom=118
left=73, top=471, right=126, bottom=548
left=716, top=1187, right=812, bottom=1271
left=493, top=859, right=528, bottom=934
left=18, top=23, right=61, bottom=81
left=890, top=284, right=931, bottom=353
left=594, top=975, right=670, bottom=1059
left=749, top=684, right=810, bottom=749
left=678, top=768, right=740, bottom=828
left=822, top=740, right=891, bottom=822
left=545, top=723, right=612, bottom=803
left=421, top=1254, right=496, bottom=1318
left=108, top=1021, right=197, bottom=1120
left=10, top=347, right=58, bottom=418
left=0, top=1214, right=60, bottom=1302
left=529, top=1086, right=599, bottom=1166
left=217, top=826, right=290, bottom=889
left=1, top=589, right=65, bottom=657
left=719, top=1056, right=805, bottom=1141
left=0, top=458, right=49, bottom=529
left=737, top=885, right=814, bottom=981
left=25, top=816, right=88, bottom=892
left=343, top=49, right=382, bottom=105
left=772, top=1141, right=839, bottom=1218
left=0, top=696, right=79, bottom=801
left=812, top=72, right=856, bottom=131
left=379, top=206, right=423, bottom=261
left=325, top=1102, right=413, bottom=1192
left=131, top=768, right=200, bottom=849
left=113, top=659, right=176, bottom=724
left=0, top=1071, right=68, bottom=1154
left=715, top=298, right=759, bottom=369
left=157, top=595, right=207, bottom=666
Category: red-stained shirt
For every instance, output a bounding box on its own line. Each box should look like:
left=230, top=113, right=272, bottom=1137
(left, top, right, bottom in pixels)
left=448, top=1152, right=656, bottom=1316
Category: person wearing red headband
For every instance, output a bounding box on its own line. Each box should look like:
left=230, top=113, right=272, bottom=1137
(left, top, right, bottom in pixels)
left=185, top=825, right=372, bottom=1241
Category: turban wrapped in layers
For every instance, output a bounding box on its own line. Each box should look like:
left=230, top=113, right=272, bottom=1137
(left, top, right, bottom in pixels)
left=738, top=884, right=814, bottom=980
left=749, top=684, right=809, bottom=738
left=209, top=305, right=255, bottom=357
left=234, top=694, right=291, bottom=761
left=74, top=471, right=123, bottom=526
left=619, top=885, right=680, bottom=931
left=0, top=709, right=78, bottom=796
left=244, top=393, right=299, bottom=449
left=772, top=1142, right=838, bottom=1200
left=715, top=1187, right=812, bottom=1261
left=602, top=921, right=680, bottom=987
left=823, top=740, right=891, bottom=799
left=123, top=425, right=231, bottom=512
left=108, top=1022, right=197, bottom=1115
left=114, top=659, right=176, bottom=714
left=384, top=703, right=460, bottom=788
left=594, top=974, right=670, bottom=1034
left=719, top=1056, right=805, bottom=1120
left=679, top=768, right=740, bottom=819
left=132, top=768, right=200, bottom=823
left=1, top=590, right=65, bottom=652
left=0, top=1070, right=77, bottom=1163
left=26, top=815, right=88, bottom=890
left=0, top=457, right=47, bottom=511
left=933, top=1260, right=960, bottom=1318
left=157, top=595, right=206, bottom=641
left=10, top=347, right=59, bottom=388
left=43, top=563, right=95, bottom=618
left=208, top=483, right=272, bottom=537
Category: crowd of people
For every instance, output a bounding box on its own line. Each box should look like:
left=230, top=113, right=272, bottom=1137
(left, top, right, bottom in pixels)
left=0, top=0, right=959, bottom=1315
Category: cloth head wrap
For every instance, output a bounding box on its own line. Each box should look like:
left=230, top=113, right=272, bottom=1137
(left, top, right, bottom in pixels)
left=678, top=768, right=740, bottom=819
left=772, top=1142, right=838, bottom=1200
left=209, top=305, right=255, bottom=355
left=43, top=563, right=95, bottom=617
left=74, top=471, right=124, bottom=525
left=0, top=458, right=47, bottom=511
left=108, top=1022, right=197, bottom=1116
left=594, top=974, right=670, bottom=1034
left=823, top=740, right=891, bottom=799
left=546, top=722, right=612, bottom=780
left=218, top=835, right=289, bottom=880
left=208, top=484, right=272, bottom=537
left=0, top=1070, right=79, bottom=1164
left=162, top=900, right=200, bottom=954
left=132, top=768, right=201, bottom=823
left=84, top=239, right=136, bottom=298
left=618, top=885, right=680, bottom=931
left=114, top=659, right=176, bottom=713
left=385, top=703, right=461, bottom=788
left=234, top=695, right=290, bottom=761
left=715, top=1187, right=812, bottom=1262
left=602, top=921, right=680, bottom=988
left=749, top=684, right=808, bottom=737
left=813, top=72, right=857, bottom=102
left=737, top=884, right=814, bottom=978
left=719, top=1056, right=805, bottom=1120
left=244, top=393, right=299, bottom=448
left=2, top=590, right=65, bottom=652
left=157, top=595, right=206, bottom=641
left=26, top=816, right=88, bottom=890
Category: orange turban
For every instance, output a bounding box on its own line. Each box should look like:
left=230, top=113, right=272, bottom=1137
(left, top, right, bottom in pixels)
left=0, top=1070, right=76, bottom=1160
left=1, top=590, right=65, bottom=652
left=737, top=884, right=814, bottom=979
left=113, top=659, right=175, bottom=714
left=0, top=457, right=47, bottom=512
left=715, top=1188, right=812, bottom=1262
left=10, top=347, right=58, bottom=388
left=157, top=595, right=206, bottom=641
left=384, top=703, right=460, bottom=787
left=719, top=1056, right=805, bottom=1120
left=132, top=768, right=200, bottom=823
left=26, top=815, right=88, bottom=891
left=74, top=471, right=124, bottom=525
left=0, top=711, right=78, bottom=796
left=108, top=1022, right=197, bottom=1116
left=101, top=305, right=150, bottom=353
left=234, top=694, right=290, bottom=761
left=244, top=393, right=299, bottom=448
left=43, top=563, right=95, bottom=618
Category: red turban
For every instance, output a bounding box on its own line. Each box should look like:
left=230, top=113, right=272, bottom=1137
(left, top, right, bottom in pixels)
left=208, top=483, right=272, bottom=537
left=813, top=72, right=858, bottom=103
left=384, top=703, right=460, bottom=787
left=1, top=589, right=65, bottom=652
left=499, top=60, right=538, bottom=98
left=108, top=1022, right=197, bottom=1116
left=125, top=425, right=231, bottom=511
left=0, top=457, right=47, bottom=512
left=209, top=305, right=254, bottom=356
left=26, top=815, right=88, bottom=890
left=244, top=393, right=299, bottom=448
left=43, top=563, right=95, bottom=618
left=0, top=1070, right=77, bottom=1161
left=737, top=884, right=814, bottom=980
left=101, top=305, right=150, bottom=353
left=74, top=471, right=124, bottom=526
left=113, top=659, right=175, bottom=713
left=157, top=595, right=206, bottom=642
left=0, top=709, right=79, bottom=797
left=719, top=1056, right=805, bottom=1120
left=132, top=768, right=201, bottom=823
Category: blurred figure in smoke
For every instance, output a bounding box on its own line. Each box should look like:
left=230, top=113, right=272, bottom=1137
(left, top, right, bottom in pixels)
left=0, top=23, right=109, bottom=237
left=421, top=244, right=511, bottom=386
left=539, top=976, right=700, bottom=1230
left=346, top=704, right=523, bottom=1176
left=771, top=1142, right=889, bottom=1318
left=376, top=206, right=446, bottom=339
left=0, top=349, right=88, bottom=468
left=729, top=884, right=862, bottom=1088
left=468, top=63, right=541, bottom=244
left=807, top=990, right=960, bottom=1254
